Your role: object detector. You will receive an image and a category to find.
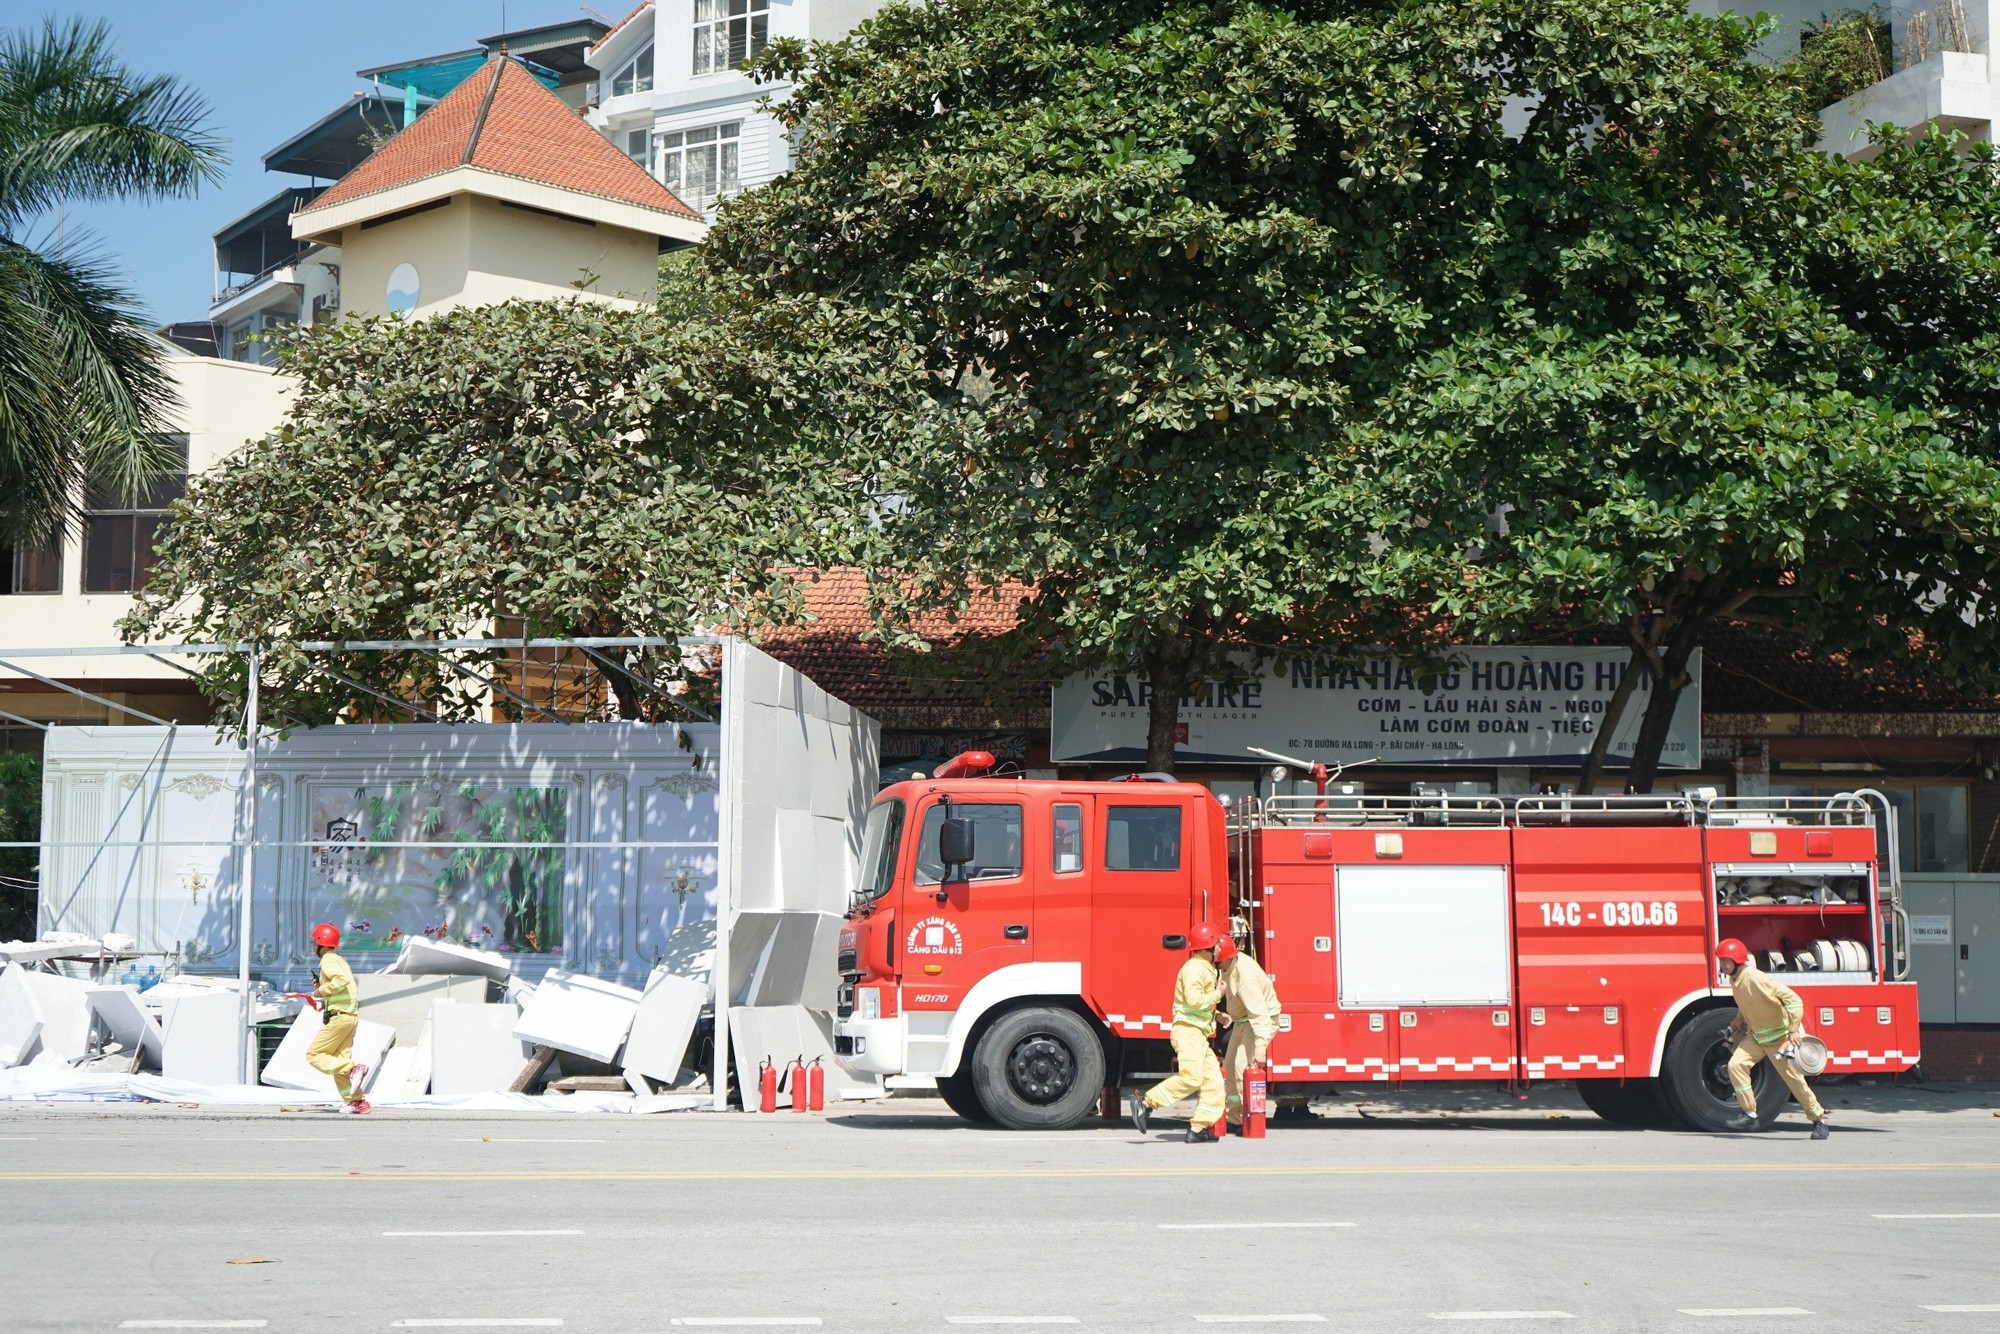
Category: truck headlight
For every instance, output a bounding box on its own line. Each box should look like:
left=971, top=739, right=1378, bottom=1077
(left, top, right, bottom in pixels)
left=858, top=987, right=881, bottom=1020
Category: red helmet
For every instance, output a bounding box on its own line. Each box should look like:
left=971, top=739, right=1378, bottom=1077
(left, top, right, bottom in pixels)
left=1716, top=938, right=1749, bottom=966
left=311, top=922, right=341, bottom=948
left=1213, top=935, right=1240, bottom=963
left=1187, top=923, right=1219, bottom=951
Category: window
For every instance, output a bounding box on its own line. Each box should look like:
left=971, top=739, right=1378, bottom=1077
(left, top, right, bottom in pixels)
left=610, top=42, right=654, bottom=97
left=657, top=122, right=741, bottom=211
left=83, top=436, right=187, bottom=594
left=0, top=544, right=61, bottom=594
left=692, top=0, right=769, bottom=75
left=623, top=127, right=652, bottom=169
left=1053, top=803, right=1083, bottom=874
left=855, top=799, right=904, bottom=903
left=1770, top=781, right=1969, bottom=873
left=915, top=803, right=1023, bottom=884
left=1106, top=805, right=1182, bottom=871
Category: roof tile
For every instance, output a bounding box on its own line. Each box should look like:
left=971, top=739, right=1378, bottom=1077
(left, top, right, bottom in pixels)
left=298, top=55, right=698, bottom=221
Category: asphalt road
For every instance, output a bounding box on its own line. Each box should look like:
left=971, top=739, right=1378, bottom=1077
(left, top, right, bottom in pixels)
left=2, top=1083, right=1996, bottom=1333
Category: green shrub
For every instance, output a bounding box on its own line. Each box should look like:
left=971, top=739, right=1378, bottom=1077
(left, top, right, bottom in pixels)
left=1791, top=9, right=1893, bottom=110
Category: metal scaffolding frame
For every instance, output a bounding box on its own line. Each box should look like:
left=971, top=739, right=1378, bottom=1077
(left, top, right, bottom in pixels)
left=0, top=636, right=733, bottom=1104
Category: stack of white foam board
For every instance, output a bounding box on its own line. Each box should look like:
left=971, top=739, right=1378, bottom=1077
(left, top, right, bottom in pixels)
left=352, top=974, right=487, bottom=1044
left=160, top=991, right=244, bottom=1086
left=654, top=919, right=717, bottom=997
left=85, top=986, right=165, bottom=1069
left=0, top=964, right=43, bottom=1067
left=512, top=970, right=641, bottom=1064
left=260, top=1008, right=393, bottom=1095
left=21, top=972, right=92, bottom=1067
left=372, top=1014, right=435, bottom=1097
left=622, top=969, right=706, bottom=1085
left=381, top=937, right=514, bottom=982
left=430, top=1003, right=529, bottom=1095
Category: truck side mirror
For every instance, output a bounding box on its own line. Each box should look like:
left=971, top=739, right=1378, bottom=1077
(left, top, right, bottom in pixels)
left=939, top=816, right=976, bottom=880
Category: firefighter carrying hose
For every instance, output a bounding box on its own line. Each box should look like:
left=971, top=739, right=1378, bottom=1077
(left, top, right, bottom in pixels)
left=1130, top=923, right=1226, bottom=1142
left=1215, top=933, right=1283, bottom=1132
left=303, top=922, right=370, bottom=1115
left=1716, top=938, right=1828, bottom=1139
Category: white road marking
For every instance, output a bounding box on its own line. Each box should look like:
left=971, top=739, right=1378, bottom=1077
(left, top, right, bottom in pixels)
left=1428, top=1315, right=1576, bottom=1322
left=668, top=1321, right=823, bottom=1328
left=118, top=1324, right=268, bottom=1330
left=1679, top=1309, right=1812, bottom=1317
left=1192, top=1317, right=1327, bottom=1325
left=1159, top=1221, right=1355, bottom=1231
left=945, top=1320, right=1081, bottom=1326
left=0, top=1136, right=38, bottom=1140
left=382, top=1230, right=585, bottom=1238
left=452, top=1138, right=607, bottom=1144
left=1875, top=1213, right=2000, bottom=1219
left=1924, top=1306, right=2000, bottom=1313
left=389, top=1322, right=562, bottom=1329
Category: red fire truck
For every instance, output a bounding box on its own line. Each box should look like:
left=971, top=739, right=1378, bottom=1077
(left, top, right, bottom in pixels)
left=833, top=753, right=1918, bottom=1131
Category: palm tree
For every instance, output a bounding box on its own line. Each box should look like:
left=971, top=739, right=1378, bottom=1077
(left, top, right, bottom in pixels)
left=0, top=17, right=224, bottom=545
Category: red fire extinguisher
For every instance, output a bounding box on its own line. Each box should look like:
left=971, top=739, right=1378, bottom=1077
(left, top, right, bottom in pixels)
left=1242, top=1060, right=1269, bottom=1139
left=789, top=1055, right=808, bottom=1112
left=806, top=1057, right=825, bottom=1112
left=758, top=1057, right=778, bottom=1114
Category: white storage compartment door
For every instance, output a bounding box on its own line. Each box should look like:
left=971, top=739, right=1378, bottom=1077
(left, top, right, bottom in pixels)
left=1337, top=865, right=1512, bottom=1007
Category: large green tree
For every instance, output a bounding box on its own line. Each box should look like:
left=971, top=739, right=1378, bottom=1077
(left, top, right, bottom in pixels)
left=1374, top=124, right=2000, bottom=792
left=122, top=298, right=909, bottom=726
left=713, top=0, right=2000, bottom=779
left=0, top=18, right=223, bottom=543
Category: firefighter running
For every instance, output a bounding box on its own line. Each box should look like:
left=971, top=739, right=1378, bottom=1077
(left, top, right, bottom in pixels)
left=304, top=922, right=370, bottom=1115
left=1716, top=938, right=1828, bottom=1139
left=1130, top=924, right=1226, bottom=1142
left=1215, top=933, right=1282, bottom=1133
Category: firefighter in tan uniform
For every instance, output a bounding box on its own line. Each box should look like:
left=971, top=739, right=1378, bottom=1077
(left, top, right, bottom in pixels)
left=303, top=922, right=370, bottom=1115
left=1716, top=937, right=1827, bottom=1139
left=1130, top=924, right=1226, bottom=1142
left=1214, top=934, right=1282, bottom=1132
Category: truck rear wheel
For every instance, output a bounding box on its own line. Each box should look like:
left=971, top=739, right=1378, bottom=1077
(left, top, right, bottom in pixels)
left=934, top=1071, right=994, bottom=1124
left=969, top=1006, right=1106, bottom=1130
left=1574, top=1077, right=1675, bottom=1129
left=1660, top=1008, right=1788, bottom=1132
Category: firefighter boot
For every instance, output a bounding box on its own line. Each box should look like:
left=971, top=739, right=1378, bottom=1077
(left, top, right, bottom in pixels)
left=1184, top=1126, right=1221, bottom=1143
left=1811, top=1117, right=1831, bottom=1141
left=1722, top=1113, right=1760, bottom=1132
left=1128, top=1094, right=1150, bottom=1135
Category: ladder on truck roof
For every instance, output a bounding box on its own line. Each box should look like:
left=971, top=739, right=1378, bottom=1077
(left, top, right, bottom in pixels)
left=1228, top=790, right=1882, bottom=831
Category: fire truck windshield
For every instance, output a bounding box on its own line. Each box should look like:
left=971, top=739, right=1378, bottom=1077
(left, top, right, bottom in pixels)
left=855, top=799, right=905, bottom=904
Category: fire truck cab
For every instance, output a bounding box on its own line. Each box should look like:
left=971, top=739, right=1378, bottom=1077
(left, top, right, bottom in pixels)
left=833, top=753, right=1918, bottom=1132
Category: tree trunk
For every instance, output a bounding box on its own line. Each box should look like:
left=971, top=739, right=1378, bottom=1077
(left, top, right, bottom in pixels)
left=1141, top=636, right=1195, bottom=774
left=1577, top=645, right=1647, bottom=795
left=1626, top=642, right=1698, bottom=794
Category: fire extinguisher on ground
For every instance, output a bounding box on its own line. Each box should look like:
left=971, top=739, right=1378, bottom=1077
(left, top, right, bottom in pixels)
left=1241, top=1059, right=1269, bottom=1139
left=788, top=1055, right=808, bottom=1111
left=758, top=1057, right=778, bottom=1114
left=806, top=1057, right=825, bottom=1111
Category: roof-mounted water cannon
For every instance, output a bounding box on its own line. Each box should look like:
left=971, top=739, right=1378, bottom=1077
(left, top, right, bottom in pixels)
left=930, top=750, right=996, bottom=781
left=1247, top=746, right=1378, bottom=818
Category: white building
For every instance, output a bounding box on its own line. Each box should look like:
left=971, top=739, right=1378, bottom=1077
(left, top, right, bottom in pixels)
left=584, top=0, right=887, bottom=217
left=1817, top=1, right=1998, bottom=154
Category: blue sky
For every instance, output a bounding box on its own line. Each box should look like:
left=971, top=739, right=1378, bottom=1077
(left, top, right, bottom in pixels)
left=35, top=1, right=592, bottom=324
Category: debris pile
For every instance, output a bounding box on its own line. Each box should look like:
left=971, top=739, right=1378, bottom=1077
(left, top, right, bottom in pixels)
left=0, top=912, right=877, bottom=1113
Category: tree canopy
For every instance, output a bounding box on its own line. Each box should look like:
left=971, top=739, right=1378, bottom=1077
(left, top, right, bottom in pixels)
left=710, top=0, right=2000, bottom=779
left=123, top=297, right=904, bottom=726
left=0, top=18, right=223, bottom=545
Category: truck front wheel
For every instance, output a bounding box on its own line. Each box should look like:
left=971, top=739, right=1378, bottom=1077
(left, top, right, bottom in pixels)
left=1660, top=1008, right=1788, bottom=1132
left=934, top=1071, right=994, bottom=1124
left=969, top=1006, right=1106, bottom=1130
